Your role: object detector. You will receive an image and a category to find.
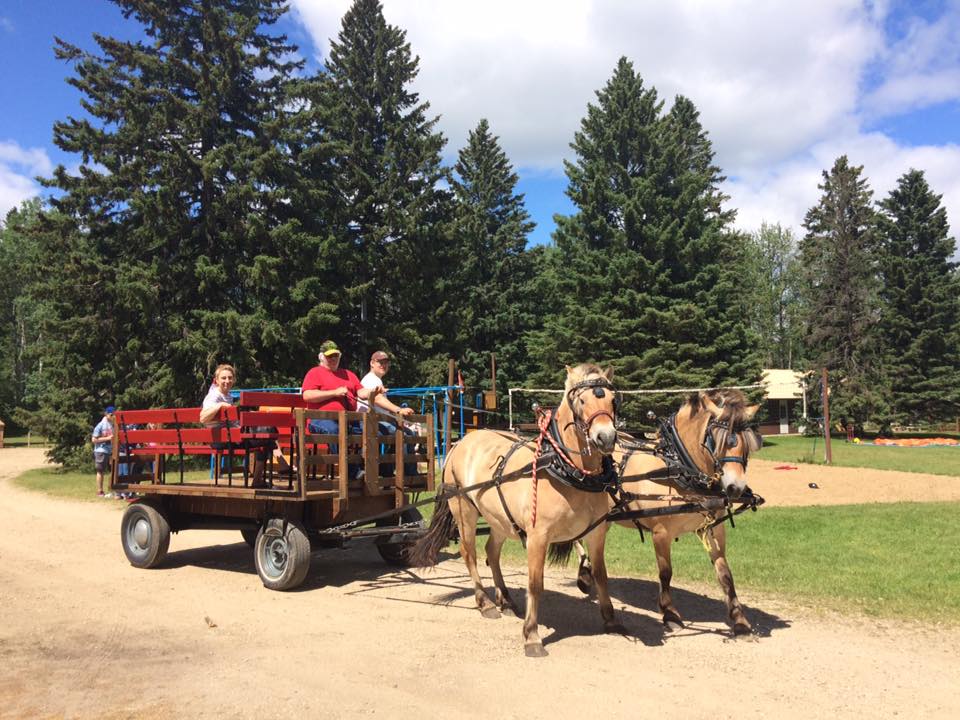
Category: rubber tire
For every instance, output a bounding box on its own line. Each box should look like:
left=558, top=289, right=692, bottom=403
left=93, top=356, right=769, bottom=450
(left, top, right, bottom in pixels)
left=254, top=518, right=311, bottom=591
left=121, top=501, right=171, bottom=569
left=240, top=527, right=258, bottom=548
left=375, top=507, right=425, bottom=567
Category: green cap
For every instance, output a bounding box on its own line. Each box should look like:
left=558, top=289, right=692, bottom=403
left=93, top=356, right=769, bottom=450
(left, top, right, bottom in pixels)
left=319, top=340, right=341, bottom=357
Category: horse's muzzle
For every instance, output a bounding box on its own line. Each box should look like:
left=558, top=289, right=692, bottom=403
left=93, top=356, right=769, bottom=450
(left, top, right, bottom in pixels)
left=591, top=425, right=617, bottom=454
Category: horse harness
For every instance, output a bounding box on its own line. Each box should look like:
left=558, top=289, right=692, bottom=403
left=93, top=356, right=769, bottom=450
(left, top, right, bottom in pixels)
left=436, top=387, right=764, bottom=547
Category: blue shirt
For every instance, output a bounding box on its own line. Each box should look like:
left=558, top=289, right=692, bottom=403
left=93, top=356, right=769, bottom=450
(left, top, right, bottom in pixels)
left=92, top=417, right=112, bottom=454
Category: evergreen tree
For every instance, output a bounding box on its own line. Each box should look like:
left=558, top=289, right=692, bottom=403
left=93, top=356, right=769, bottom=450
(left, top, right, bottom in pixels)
left=448, top=119, right=535, bottom=393
left=743, top=222, right=804, bottom=368
left=320, top=0, right=451, bottom=384
left=799, top=155, right=883, bottom=428
left=0, top=199, right=44, bottom=432
left=527, top=58, right=761, bottom=421
left=876, top=169, right=960, bottom=425
left=26, top=0, right=307, bottom=462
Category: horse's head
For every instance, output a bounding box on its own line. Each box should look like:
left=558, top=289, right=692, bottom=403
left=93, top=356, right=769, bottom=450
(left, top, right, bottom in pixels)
left=562, top=364, right=618, bottom=454
left=682, top=390, right=762, bottom=498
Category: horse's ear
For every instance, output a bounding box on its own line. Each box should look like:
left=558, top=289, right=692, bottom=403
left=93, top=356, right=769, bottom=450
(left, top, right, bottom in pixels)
left=744, top=403, right=761, bottom=420
left=700, top=392, right=723, bottom=419
left=565, top=365, right=573, bottom=376
left=603, top=366, right=614, bottom=381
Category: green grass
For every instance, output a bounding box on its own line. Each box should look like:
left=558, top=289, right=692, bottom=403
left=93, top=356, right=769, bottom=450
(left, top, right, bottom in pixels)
left=467, top=502, right=960, bottom=624
left=14, top=466, right=211, bottom=501
left=756, top=434, right=960, bottom=476
left=1, top=434, right=50, bottom=448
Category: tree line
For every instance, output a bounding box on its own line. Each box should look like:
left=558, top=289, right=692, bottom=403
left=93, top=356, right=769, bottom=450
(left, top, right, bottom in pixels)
left=0, top=0, right=957, bottom=464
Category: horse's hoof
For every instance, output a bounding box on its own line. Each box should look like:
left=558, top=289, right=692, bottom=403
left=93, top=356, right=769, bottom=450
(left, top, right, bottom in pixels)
left=604, top=622, right=628, bottom=636
left=480, top=606, right=501, bottom=620
left=663, top=615, right=684, bottom=632
left=733, top=621, right=753, bottom=637
left=576, top=576, right=595, bottom=595
left=524, top=643, right=548, bottom=658
left=500, top=606, right=517, bottom=618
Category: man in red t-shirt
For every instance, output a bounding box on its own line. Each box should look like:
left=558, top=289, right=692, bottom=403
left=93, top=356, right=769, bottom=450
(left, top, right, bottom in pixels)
left=302, top=340, right=384, bottom=479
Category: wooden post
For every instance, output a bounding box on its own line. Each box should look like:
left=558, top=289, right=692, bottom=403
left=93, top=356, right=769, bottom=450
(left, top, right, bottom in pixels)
left=445, top=358, right=455, bottom=457
left=821, top=367, right=832, bottom=464
left=490, top=353, right=497, bottom=398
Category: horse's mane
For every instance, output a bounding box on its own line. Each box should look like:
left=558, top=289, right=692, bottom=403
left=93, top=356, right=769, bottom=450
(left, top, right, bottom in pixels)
left=565, top=363, right=606, bottom=390
left=686, top=389, right=751, bottom=426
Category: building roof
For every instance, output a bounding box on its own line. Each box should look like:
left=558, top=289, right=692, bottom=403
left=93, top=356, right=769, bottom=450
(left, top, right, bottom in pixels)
left=762, top=369, right=806, bottom=400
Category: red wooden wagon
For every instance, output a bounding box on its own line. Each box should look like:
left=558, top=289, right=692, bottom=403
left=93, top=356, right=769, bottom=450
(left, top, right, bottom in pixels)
left=110, top=391, right=435, bottom=590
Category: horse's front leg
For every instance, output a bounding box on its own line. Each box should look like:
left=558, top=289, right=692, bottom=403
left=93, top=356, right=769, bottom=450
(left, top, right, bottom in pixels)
left=522, top=533, right=548, bottom=657
left=705, top=522, right=752, bottom=635
left=653, top=525, right=683, bottom=628
left=584, top=524, right=624, bottom=634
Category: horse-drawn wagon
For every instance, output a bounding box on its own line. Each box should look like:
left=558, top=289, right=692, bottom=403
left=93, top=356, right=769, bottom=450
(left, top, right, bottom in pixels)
left=110, top=391, right=435, bottom=590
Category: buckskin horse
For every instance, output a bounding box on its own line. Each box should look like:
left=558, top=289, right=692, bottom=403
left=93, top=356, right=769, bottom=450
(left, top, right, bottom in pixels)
left=410, top=364, right=621, bottom=657
left=576, top=389, right=763, bottom=635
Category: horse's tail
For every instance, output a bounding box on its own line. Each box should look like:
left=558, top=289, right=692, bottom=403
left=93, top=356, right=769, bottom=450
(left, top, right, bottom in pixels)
left=408, top=491, right=457, bottom=568
left=547, top=540, right=575, bottom=567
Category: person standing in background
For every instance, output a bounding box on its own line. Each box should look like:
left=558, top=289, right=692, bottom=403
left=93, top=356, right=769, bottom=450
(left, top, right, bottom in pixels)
left=92, top=406, right=115, bottom=497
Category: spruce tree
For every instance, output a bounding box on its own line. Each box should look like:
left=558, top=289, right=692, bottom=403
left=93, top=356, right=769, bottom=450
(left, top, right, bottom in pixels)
left=320, top=0, right=451, bottom=384
left=799, top=155, right=884, bottom=428
left=448, top=119, right=535, bottom=392
left=28, top=0, right=307, bottom=462
left=528, top=58, right=761, bottom=421
left=876, top=169, right=960, bottom=425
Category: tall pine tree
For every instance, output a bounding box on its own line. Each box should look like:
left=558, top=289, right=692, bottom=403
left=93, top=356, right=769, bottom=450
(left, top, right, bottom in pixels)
left=876, top=169, right=960, bottom=425
left=527, top=58, right=760, bottom=420
left=27, top=0, right=307, bottom=462
left=320, top=0, right=451, bottom=384
left=799, top=155, right=884, bottom=428
left=448, top=118, right=535, bottom=392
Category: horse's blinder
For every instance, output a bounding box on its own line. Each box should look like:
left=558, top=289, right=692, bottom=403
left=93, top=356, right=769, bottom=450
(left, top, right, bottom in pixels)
left=703, top=419, right=762, bottom=469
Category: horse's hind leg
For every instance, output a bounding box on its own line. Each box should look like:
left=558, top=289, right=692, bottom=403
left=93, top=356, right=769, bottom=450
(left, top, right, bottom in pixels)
left=486, top=532, right=519, bottom=616
left=584, top=524, right=623, bottom=634
left=706, top=523, right=752, bottom=635
left=522, top=533, right=548, bottom=657
left=451, top=496, right=500, bottom=619
left=653, top=526, right=684, bottom=628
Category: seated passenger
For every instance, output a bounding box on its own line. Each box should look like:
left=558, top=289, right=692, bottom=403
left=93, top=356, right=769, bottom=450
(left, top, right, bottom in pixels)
left=300, top=340, right=389, bottom=479
left=200, top=364, right=288, bottom=488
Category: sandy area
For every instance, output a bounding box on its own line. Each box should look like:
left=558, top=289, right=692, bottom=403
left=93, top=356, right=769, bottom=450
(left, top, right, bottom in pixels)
left=1, top=446, right=959, bottom=719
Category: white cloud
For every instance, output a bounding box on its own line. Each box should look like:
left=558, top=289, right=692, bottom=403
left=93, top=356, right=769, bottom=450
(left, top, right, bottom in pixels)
left=0, top=140, right=52, bottom=219
left=290, top=1, right=960, bottom=243
left=291, top=0, right=883, bottom=171
left=726, top=134, right=960, bottom=242
left=863, top=1, right=960, bottom=117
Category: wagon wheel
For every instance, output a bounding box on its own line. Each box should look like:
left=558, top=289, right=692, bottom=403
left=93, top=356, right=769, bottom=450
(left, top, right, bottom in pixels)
left=375, top=508, right=425, bottom=567
left=121, top=501, right=171, bottom=569
left=240, top=527, right=258, bottom=548
left=254, top=518, right=311, bottom=591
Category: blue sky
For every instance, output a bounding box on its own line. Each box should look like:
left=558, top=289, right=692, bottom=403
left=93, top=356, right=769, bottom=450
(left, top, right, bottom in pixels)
left=2, top=0, right=958, bottom=248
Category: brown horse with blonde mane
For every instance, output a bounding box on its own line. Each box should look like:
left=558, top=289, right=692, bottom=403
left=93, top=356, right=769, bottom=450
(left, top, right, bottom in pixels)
left=577, top=389, right=762, bottom=635
left=410, top=364, right=621, bottom=657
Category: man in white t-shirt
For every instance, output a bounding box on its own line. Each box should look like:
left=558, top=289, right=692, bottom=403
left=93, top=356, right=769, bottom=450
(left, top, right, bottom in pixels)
left=358, top=350, right=417, bottom=476
left=358, top=350, right=413, bottom=418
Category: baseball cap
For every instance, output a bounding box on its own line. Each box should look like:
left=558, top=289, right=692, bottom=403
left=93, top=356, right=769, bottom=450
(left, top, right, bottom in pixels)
left=105, top=405, right=116, bottom=414
left=319, top=340, right=341, bottom=357
left=370, top=350, right=390, bottom=362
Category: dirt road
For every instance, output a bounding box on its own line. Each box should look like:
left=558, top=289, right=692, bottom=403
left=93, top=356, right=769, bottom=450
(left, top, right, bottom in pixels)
left=1, top=447, right=958, bottom=719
